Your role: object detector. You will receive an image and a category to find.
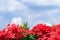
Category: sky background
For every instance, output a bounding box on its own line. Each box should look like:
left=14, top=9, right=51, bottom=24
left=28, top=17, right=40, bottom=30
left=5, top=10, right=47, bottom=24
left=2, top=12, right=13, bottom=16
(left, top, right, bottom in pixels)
left=0, top=0, right=60, bottom=29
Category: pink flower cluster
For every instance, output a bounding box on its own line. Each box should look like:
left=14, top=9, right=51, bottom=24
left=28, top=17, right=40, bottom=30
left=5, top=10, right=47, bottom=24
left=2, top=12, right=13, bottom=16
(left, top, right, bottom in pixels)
left=0, top=23, right=60, bottom=40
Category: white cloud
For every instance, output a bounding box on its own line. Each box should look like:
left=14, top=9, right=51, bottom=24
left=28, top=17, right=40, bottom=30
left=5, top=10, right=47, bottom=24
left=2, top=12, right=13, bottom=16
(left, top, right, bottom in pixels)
left=7, top=0, right=27, bottom=11
left=21, top=0, right=60, bottom=5
left=0, top=0, right=60, bottom=11
left=54, top=0, right=60, bottom=5
left=0, top=0, right=60, bottom=12
left=0, top=0, right=28, bottom=11
left=32, top=0, right=54, bottom=5
left=11, top=17, right=22, bottom=25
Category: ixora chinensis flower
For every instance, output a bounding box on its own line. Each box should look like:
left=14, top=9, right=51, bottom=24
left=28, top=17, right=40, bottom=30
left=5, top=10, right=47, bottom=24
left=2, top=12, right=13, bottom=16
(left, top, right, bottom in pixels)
left=31, top=24, right=52, bottom=40
left=0, top=23, right=60, bottom=40
left=0, top=24, right=35, bottom=40
left=0, top=24, right=24, bottom=40
left=49, top=24, right=60, bottom=40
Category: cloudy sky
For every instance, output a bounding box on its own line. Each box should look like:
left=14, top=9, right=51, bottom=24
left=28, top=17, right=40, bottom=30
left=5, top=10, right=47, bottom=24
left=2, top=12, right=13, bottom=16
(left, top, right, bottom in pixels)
left=0, top=0, right=60, bottom=29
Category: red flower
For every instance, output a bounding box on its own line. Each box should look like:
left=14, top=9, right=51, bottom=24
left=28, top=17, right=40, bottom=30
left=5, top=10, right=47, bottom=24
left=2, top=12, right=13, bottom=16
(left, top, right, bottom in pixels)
left=1, top=23, right=60, bottom=40
left=0, top=24, right=35, bottom=40
left=31, top=24, right=52, bottom=40
left=49, top=24, right=60, bottom=40
left=0, top=24, right=25, bottom=40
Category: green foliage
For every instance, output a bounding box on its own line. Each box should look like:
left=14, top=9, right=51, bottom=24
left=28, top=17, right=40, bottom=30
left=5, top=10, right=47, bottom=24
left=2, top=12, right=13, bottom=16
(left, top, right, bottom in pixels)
left=21, top=22, right=29, bottom=30
left=22, top=34, right=38, bottom=40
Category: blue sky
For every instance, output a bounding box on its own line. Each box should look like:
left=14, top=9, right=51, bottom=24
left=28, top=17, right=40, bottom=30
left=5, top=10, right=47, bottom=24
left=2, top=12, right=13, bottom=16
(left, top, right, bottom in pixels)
left=0, top=0, right=60, bottom=29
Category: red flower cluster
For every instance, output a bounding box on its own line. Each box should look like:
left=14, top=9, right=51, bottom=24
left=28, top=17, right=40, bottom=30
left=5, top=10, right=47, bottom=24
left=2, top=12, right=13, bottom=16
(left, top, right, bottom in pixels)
left=0, top=23, right=60, bottom=40
left=0, top=24, right=24, bottom=40
left=31, top=24, right=52, bottom=40
left=0, top=24, right=34, bottom=40
left=49, top=24, right=60, bottom=40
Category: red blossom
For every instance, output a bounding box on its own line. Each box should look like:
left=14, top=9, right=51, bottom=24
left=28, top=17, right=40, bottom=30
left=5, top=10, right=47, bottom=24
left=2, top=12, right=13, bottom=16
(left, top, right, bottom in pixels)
left=31, top=24, right=52, bottom=40
left=49, top=24, right=60, bottom=40
left=0, top=23, right=60, bottom=40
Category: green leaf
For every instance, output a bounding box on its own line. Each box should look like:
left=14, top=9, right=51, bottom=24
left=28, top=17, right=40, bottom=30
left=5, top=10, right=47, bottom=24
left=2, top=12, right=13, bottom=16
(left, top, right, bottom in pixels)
left=33, top=34, right=38, bottom=39
left=21, top=22, right=29, bottom=30
left=22, top=37, right=27, bottom=40
left=21, top=34, right=37, bottom=40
